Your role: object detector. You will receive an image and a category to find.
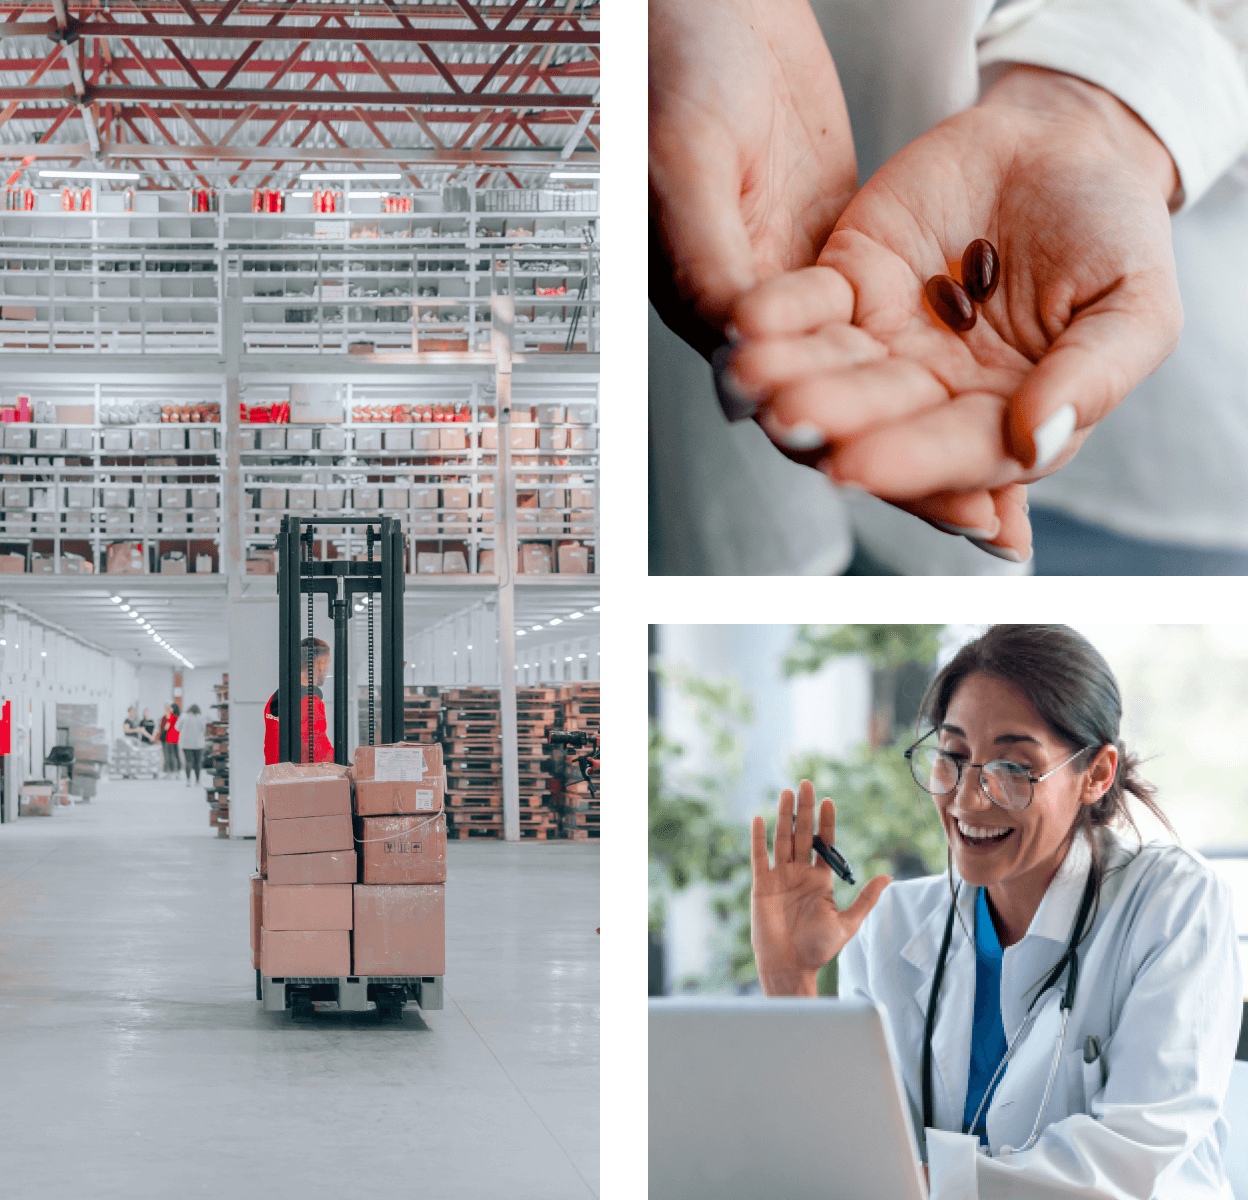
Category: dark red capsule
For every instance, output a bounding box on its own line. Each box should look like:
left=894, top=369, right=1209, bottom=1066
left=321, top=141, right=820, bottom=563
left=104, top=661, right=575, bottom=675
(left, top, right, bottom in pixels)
left=924, top=275, right=976, bottom=334
left=961, top=238, right=1000, bottom=304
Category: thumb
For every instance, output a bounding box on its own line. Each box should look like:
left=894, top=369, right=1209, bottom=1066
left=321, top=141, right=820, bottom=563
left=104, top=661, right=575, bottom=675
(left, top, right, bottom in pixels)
left=1006, top=290, right=1182, bottom=471
left=840, top=874, right=892, bottom=938
left=651, top=119, right=757, bottom=333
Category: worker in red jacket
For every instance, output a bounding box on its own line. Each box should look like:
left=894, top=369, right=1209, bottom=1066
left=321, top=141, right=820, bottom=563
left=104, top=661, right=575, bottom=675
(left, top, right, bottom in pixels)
left=264, top=637, right=334, bottom=764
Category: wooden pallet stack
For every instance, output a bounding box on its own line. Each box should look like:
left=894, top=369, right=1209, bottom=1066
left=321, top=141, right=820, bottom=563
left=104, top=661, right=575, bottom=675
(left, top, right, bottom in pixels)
left=439, top=687, right=503, bottom=839
left=205, top=674, right=229, bottom=837
left=552, top=683, right=600, bottom=841
left=514, top=687, right=560, bottom=839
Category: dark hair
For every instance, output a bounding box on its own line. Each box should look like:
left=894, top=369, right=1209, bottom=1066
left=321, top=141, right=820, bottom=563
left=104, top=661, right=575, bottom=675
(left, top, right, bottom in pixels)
left=919, top=625, right=1174, bottom=962
left=189, top=704, right=200, bottom=715
left=171, top=703, right=180, bottom=715
left=302, top=637, right=330, bottom=662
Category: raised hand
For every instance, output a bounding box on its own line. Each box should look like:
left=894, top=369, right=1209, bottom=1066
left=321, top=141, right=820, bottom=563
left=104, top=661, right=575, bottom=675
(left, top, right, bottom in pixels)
left=751, top=780, right=891, bottom=996
left=728, top=66, right=1182, bottom=562
left=648, top=0, right=858, bottom=358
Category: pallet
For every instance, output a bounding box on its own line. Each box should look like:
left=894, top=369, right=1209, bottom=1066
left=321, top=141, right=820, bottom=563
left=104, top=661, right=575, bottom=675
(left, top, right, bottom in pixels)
left=402, top=698, right=442, bottom=712
left=441, top=688, right=500, bottom=701
left=444, top=721, right=502, bottom=738
left=514, top=706, right=557, bottom=722
left=443, top=738, right=501, bottom=756
left=555, top=797, right=599, bottom=814
left=448, top=825, right=503, bottom=839
left=515, top=722, right=549, bottom=738
left=566, top=702, right=600, bottom=716
left=562, top=828, right=599, bottom=841
left=516, top=687, right=558, bottom=702
left=448, top=773, right=504, bottom=790
left=560, top=811, right=599, bottom=829
left=445, top=757, right=501, bottom=774
left=445, top=790, right=502, bottom=808
left=404, top=716, right=440, bottom=732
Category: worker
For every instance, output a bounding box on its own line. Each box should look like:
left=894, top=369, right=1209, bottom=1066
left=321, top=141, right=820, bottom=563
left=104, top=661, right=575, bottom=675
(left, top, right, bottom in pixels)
left=264, top=637, right=333, bottom=764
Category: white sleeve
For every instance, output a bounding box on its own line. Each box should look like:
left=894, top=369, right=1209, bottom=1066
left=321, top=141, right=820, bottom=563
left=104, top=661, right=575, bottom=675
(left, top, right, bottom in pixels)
left=977, top=0, right=1248, bottom=210
left=932, top=864, right=1243, bottom=1200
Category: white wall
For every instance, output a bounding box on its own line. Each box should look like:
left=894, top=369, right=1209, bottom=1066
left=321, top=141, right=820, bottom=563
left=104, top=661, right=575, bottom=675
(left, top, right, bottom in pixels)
left=228, top=595, right=279, bottom=838
left=135, top=664, right=174, bottom=728
left=179, top=667, right=219, bottom=721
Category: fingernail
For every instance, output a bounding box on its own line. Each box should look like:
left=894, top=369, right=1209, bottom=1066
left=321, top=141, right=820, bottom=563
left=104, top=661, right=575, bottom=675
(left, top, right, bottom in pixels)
left=711, top=343, right=759, bottom=422
left=759, top=411, right=827, bottom=451
left=819, top=457, right=867, bottom=492
left=724, top=322, right=741, bottom=344
left=969, top=537, right=1031, bottom=564
left=1022, top=502, right=1030, bottom=514
left=935, top=520, right=999, bottom=540
left=1032, top=404, right=1076, bottom=469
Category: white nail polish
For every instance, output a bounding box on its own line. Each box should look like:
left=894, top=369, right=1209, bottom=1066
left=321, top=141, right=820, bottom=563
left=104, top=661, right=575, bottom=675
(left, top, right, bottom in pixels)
left=1032, top=404, right=1076, bottom=469
left=969, top=537, right=1031, bottom=564
left=759, top=411, right=827, bottom=451
left=711, top=343, right=758, bottom=423
left=934, top=521, right=998, bottom=540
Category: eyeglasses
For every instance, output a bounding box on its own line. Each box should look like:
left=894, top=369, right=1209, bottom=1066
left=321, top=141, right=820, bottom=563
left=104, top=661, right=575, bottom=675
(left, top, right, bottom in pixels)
left=904, top=730, right=1093, bottom=812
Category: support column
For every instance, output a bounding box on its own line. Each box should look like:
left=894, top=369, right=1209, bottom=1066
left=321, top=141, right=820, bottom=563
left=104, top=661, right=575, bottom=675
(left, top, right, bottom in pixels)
left=493, top=296, right=519, bottom=843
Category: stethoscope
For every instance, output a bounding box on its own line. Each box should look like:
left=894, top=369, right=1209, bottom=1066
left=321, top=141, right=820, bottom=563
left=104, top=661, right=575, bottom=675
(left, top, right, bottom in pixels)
left=920, top=863, right=1098, bottom=1153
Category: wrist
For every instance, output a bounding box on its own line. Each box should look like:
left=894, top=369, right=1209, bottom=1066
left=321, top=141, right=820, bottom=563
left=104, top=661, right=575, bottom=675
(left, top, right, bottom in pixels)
left=981, top=65, right=1180, bottom=210
left=757, top=965, right=821, bottom=997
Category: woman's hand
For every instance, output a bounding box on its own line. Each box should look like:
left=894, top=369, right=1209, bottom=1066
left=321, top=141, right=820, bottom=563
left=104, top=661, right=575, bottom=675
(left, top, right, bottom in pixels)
left=751, top=779, right=891, bottom=995
left=728, top=66, right=1181, bottom=561
left=649, top=0, right=859, bottom=359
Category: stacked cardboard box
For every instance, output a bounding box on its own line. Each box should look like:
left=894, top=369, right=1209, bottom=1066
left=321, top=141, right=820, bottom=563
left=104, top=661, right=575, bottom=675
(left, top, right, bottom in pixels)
left=56, top=702, right=102, bottom=799
left=19, top=780, right=55, bottom=817
left=438, top=687, right=502, bottom=838
left=206, top=674, right=229, bottom=835
left=253, top=754, right=446, bottom=983
left=255, top=762, right=355, bottom=977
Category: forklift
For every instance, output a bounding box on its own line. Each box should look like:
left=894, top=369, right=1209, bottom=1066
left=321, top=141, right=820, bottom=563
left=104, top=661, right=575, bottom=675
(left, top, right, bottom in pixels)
left=258, top=515, right=444, bottom=1021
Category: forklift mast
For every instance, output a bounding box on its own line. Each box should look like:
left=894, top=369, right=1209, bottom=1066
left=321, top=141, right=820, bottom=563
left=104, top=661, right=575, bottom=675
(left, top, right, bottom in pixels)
left=275, top=515, right=405, bottom=765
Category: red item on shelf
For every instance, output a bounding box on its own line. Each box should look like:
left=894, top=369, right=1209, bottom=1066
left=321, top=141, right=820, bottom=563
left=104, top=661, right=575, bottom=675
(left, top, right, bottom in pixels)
left=61, top=188, right=73, bottom=211
left=24, top=188, right=35, bottom=210
left=81, top=188, right=91, bottom=212
left=252, top=188, right=263, bottom=212
left=123, top=188, right=134, bottom=212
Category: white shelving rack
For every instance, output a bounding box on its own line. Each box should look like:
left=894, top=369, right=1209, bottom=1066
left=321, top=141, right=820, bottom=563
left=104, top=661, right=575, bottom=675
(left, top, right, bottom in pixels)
left=0, top=186, right=599, bottom=357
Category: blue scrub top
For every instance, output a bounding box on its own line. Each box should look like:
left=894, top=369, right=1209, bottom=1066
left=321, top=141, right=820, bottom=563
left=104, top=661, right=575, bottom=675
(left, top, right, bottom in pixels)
left=963, top=887, right=1010, bottom=1141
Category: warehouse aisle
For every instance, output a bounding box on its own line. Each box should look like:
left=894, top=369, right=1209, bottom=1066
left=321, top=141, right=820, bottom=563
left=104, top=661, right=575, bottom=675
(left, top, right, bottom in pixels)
left=0, top=776, right=599, bottom=1199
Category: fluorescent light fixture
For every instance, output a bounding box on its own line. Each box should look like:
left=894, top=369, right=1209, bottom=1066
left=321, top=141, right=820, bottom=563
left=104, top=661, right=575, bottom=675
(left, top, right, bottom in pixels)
left=569, top=611, right=583, bottom=619
left=592, top=605, right=600, bottom=612
left=299, top=171, right=401, bottom=181
left=564, top=656, right=572, bottom=662
left=549, top=171, right=600, bottom=179
left=515, top=630, right=525, bottom=637
left=549, top=618, right=562, bottom=626
left=119, top=604, right=130, bottom=611
left=110, top=595, right=122, bottom=603
left=38, top=168, right=140, bottom=181
left=40, top=651, right=47, bottom=657
left=0, top=639, right=5, bottom=645
left=531, top=625, right=543, bottom=631
left=578, top=653, right=586, bottom=659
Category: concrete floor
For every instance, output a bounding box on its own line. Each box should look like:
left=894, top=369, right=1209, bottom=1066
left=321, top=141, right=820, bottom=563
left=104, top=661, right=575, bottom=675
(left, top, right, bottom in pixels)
left=0, top=776, right=599, bottom=1198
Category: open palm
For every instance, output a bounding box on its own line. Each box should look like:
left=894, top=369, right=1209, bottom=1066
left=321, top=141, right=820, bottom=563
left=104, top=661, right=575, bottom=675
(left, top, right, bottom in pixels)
left=729, top=71, right=1181, bottom=560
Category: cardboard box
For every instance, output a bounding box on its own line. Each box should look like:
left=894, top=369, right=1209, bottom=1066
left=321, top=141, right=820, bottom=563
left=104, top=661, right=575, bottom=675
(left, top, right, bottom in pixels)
left=159, top=553, right=186, bottom=574
left=188, top=428, right=216, bottom=451
left=258, top=762, right=351, bottom=821
left=2, top=305, right=36, bottom=321
left=568, top=487, right=596, bottom=509
left=558, top=542, right=589, bottom=574
left=102, top=486, right=130, bottom=508
left=3, top=427, right=30, bottom=449
left=354, top=773, right=444, bottom=818
left=0, top=553, right=25, bottom=574
left=354, top=429, right=382, bottom=451
left=480, top=425, right=498, bottom=450
left=353, top=487, right=380, bottom=509
left=352, top=884, right=445, bottom=976
left=259, top=428, right=286, bottom=451
left=315, top=488, right=345, bottom=510
left=509, top=428, right=537, bottom=450
left=353, top=742, right=443, bottom=783
left=131, top=429, right=154, bottom=452
left=569, top=509, right=595, bottom=535
left=262, top=882, right=354, bottom=931
left=190, top=487, right=216, bottom=510
left=36, top=428, right=63, bottom=450
left=412, top=486, right=437, bottom=508
left=477, top=549, right=495, bottom=574
left=383, top=430, right=411, bottom=451
left=318, top=427, right=347, bottom=451
left=441, top=486, right=470, bottom=509
left=539, top=487, right=566, bottom=509
left=415, top=552, right=441, bottom=573
left=102, top=429, right=130, bottom=451
left=439, top=428, right=468, bottom=451
left=442, top=551, right=467, bottom=574
left=157, top=428, right=184, bottom=450
left=569, top=427, right=597, bottom=451
left=65, top=429, right=93, bottom=451
left=520, top=543, right=553, bottom=574
left=539, top=428, right=568, bottom=450
left=285, top=427, right=313, bottom=451
left=106, top=541, right=146, bottom=574
left=3, top=486, right=29, bottom=507
left=195, top=554, right=213, bottom=573
left=266, top=849, right=357, bottom=886
left=246, top=551, right=276, bottom=575
left=535, top=404, right=565, bottom=423
left=259, top=928, right=351, bottom=976
left=413, top=429, right=440, bottom=450
left=566, top=403, right=596, bottom=425
left=259, top=487, right=285, bottom=510
left=381, top=488, right=408, bottom=509
left=160, top=488, right=187, bottom=509
left=358, top=814, right=447, bottom=885
left=291, top=383, right=343, bottom=425
left=250, top=875, right=262, bottom=970
left=288, top=487, right=315, bottom=510
left=264, top=813, right=353, bottom=856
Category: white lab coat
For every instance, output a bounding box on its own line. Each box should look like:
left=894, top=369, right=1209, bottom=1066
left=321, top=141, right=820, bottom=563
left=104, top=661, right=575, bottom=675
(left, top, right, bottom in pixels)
left=649, top=0, right=1248, bottom=574
left=838, top=825, right=1243, bottom=1199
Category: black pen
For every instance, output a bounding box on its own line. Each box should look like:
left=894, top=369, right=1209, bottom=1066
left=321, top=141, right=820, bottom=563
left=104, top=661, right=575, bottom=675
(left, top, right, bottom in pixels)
left=789, top=814, right=857, bottom=884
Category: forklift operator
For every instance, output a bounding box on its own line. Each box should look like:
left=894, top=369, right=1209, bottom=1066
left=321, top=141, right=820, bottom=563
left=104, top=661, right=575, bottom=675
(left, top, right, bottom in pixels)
left=264, top=637, right=334, bottom=764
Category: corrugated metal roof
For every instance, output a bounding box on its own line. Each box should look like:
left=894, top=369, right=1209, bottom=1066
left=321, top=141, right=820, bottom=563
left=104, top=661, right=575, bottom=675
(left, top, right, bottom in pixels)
left=0, top=1, right=599, bottom=187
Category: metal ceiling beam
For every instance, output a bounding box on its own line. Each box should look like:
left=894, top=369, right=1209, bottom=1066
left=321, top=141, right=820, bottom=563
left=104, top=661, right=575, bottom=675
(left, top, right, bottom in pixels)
left=0, top=103, right=596, bottom=122
left=0, top=56, right=598, bottom=77
left=1, top=2, right=600, bottom=17
left=0, top=83, right=594, bottom=106
left=1, top=137, right=595, bottom=164
left=0, top=19, right=597, bottom=43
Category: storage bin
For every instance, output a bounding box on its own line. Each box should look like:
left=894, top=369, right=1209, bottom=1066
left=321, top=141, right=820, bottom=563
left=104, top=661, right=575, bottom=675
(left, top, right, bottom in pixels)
left=384, top=430, right=412, bottom=451
left=286, top=428, right=313, bottom=451
left=159, top=428, right=185, bottom=450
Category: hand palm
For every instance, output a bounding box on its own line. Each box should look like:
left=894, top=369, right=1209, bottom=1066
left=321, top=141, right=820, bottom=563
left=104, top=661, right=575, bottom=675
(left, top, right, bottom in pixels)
left=818, top=105, right=1178, bottom=498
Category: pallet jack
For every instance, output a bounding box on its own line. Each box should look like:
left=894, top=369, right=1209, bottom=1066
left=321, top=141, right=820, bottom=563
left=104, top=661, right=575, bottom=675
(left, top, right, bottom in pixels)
left=258, top=515, right=444, bottom=1021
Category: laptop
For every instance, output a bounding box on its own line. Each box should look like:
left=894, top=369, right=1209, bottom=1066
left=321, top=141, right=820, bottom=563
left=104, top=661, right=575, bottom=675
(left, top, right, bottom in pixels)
left=649, top=995, right=928, bottom=1200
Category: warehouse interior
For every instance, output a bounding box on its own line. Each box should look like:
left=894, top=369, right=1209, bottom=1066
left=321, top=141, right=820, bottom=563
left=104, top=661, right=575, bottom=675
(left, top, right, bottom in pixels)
left=0, top=2, right=599, bottom=1195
